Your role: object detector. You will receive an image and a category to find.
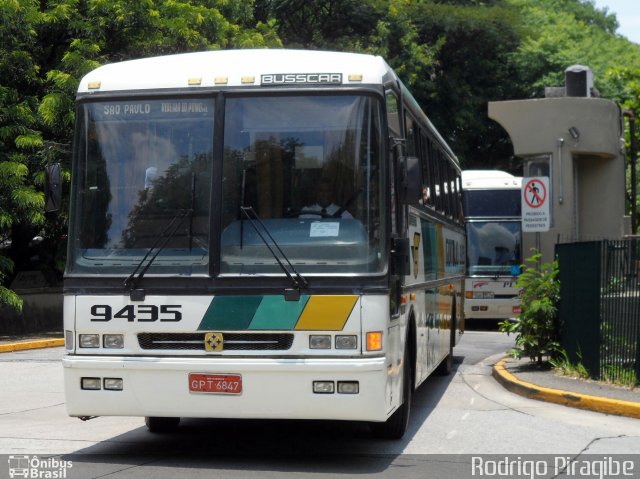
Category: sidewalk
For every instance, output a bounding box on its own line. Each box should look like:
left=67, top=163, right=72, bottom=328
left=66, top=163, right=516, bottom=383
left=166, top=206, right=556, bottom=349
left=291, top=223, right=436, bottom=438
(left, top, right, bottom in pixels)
left=493, top=356, right=640, bottom=419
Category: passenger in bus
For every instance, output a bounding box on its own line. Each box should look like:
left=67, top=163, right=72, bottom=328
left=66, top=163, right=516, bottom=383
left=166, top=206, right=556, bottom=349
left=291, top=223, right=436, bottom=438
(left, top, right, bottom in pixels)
left=300, top=178, right=353, bottom=218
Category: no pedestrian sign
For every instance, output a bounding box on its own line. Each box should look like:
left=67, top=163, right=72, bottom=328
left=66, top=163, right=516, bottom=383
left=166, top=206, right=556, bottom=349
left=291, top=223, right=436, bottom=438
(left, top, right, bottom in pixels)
left=522, top=177, right=550, bottom=232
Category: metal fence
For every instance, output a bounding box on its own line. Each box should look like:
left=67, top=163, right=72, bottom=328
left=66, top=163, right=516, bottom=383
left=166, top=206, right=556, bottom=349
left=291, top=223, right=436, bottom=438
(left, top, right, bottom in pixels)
left=556, top=238, right=640, bottom=386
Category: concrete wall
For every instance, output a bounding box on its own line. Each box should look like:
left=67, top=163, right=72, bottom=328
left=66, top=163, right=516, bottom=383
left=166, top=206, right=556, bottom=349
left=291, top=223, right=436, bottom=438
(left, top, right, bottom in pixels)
left=489, top=97, right=627, bottom=263
left=0, top=270, right=63, bottom=336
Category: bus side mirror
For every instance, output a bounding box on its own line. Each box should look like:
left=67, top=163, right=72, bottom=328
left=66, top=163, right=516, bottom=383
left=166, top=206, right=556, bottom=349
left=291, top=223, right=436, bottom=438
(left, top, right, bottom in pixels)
left=45, top=163, right=61, bottom=212
left=391, top=237, right=410, bottom=277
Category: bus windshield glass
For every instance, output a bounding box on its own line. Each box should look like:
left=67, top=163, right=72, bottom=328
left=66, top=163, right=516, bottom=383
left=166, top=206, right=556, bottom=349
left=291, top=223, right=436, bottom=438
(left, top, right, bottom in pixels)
left=67, top=98, right=214, bottom=275
left=466, top=221, right=521, bottom=276
left=68, top=94, right=386, bottom=277
left=221, top=94, right=386, bottom=275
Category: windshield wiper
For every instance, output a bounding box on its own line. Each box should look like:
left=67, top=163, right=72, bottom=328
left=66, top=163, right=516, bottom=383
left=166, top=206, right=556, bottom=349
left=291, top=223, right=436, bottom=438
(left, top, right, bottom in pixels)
left=124, top=208, right=193, bottom=300
left=240, top=206, right=309, bottom=301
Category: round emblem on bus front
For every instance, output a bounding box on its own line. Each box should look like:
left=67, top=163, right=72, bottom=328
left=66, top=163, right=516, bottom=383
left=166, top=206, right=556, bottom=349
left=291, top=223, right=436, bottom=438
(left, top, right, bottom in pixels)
left=204, top=332, right=224, bottom=352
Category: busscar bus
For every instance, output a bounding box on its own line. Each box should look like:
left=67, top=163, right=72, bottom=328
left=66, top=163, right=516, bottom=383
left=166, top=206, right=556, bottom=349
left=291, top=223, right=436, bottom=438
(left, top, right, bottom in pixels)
left=461, top=170, right=522, bottom=322
left=50, top=49, right=465, bottom=439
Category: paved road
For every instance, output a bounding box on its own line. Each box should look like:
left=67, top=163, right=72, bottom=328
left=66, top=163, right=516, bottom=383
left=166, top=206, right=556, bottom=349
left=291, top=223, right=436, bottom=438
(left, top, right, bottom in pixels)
left=1, top=331, right=639, bottom=478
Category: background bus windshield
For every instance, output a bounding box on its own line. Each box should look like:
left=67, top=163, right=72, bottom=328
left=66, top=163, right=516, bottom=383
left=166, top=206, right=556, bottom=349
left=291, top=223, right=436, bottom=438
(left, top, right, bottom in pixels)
left=464, top=189, right=521, bottom=276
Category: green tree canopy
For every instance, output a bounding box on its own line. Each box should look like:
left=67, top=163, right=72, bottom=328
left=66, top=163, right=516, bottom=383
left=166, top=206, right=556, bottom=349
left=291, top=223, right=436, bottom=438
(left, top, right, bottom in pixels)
left=0, top=0, right=281, bottom=310
left=1, top=0, right=640, bottom=309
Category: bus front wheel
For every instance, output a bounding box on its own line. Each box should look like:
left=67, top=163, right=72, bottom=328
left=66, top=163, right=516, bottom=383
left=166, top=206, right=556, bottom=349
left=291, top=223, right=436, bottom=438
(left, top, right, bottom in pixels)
left=145, top=416, right=180, bottom=433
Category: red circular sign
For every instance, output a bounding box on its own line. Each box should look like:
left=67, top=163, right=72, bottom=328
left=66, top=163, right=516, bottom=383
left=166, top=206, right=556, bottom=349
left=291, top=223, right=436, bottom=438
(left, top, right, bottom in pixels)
left=524, top=179, right=547, bottom=209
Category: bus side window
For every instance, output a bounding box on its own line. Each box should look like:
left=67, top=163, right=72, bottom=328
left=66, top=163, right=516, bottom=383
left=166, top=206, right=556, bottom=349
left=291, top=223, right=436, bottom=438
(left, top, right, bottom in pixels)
left=420, top=133, right=433, bottom=208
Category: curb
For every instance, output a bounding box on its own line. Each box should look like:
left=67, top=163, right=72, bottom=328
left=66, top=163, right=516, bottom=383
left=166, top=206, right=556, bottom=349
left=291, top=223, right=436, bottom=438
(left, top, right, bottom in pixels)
left=0, top=338, right=64, bottom=353
left=493, top=357, right=640, bottom=420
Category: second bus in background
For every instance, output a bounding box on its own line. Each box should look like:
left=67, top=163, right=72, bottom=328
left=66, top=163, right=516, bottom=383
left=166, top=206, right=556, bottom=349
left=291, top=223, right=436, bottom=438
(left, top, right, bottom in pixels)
left=462, top=170, right=522, bottom=323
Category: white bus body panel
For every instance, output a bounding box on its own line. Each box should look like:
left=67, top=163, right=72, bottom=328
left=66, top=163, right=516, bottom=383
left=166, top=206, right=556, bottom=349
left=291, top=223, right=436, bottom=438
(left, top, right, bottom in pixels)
left=62, top=294, right=399, bottom=422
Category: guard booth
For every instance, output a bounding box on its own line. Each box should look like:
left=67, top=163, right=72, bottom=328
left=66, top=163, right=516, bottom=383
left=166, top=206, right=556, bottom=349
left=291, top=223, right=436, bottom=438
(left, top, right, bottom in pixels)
left=488, top=65, right=629, bottom=264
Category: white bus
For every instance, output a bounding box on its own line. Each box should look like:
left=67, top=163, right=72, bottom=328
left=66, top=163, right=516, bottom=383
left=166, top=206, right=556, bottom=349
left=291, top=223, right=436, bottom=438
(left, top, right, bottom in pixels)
left=53, top=49, right=465, bottom=439
left=461, top=170, right=522, bottom=321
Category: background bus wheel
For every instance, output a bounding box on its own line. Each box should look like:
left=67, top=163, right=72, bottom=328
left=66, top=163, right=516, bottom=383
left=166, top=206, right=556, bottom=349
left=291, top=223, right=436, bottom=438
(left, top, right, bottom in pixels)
left=369, top=346, right=412, bottom=439
left=145, top=416, right=180, bottom=433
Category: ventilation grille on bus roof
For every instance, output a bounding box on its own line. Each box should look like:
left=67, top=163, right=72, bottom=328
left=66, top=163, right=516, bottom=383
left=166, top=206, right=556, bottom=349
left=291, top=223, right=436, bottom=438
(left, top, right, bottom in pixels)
left=137, top=332, right=294, bottom=351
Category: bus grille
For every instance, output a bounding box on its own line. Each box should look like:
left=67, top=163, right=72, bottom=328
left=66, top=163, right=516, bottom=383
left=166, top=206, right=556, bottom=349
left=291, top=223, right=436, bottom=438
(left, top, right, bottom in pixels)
left=137, top=332, right=294, bottom=351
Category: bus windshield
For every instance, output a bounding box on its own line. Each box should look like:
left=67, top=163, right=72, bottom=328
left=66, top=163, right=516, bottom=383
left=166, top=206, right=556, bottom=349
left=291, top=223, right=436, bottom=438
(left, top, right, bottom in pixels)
left=220, top=94, right=386, bottom=275
left=68, top=98, right=214, bottom=275
left=67, top=94, right=386, bottom=276
left=463, top=189, right=521, bottom=217
left=466, top=221, right=521, bottom=276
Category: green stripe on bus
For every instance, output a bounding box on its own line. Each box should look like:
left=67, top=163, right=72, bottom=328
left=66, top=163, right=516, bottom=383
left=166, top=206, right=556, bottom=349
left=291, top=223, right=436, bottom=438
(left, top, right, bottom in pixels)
left=249, top=295, right=310, bottom=330
left=199, top=295, right=263, bottom=330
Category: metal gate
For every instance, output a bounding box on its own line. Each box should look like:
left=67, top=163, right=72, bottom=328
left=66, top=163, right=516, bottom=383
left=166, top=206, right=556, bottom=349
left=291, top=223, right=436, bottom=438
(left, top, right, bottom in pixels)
left=556, top=239, right=640, bottom=386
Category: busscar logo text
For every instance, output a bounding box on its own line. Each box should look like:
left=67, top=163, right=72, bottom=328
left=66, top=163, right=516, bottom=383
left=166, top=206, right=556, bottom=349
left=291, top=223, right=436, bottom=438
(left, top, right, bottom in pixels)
left=261, top=73, right=342, bottom=85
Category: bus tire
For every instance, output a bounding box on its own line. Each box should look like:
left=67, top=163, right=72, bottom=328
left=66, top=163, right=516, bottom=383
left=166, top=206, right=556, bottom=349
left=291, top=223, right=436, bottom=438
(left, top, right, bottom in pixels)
left=145, top=416, right=180, bottom=433
left=369, top=345, right=412, bottom=439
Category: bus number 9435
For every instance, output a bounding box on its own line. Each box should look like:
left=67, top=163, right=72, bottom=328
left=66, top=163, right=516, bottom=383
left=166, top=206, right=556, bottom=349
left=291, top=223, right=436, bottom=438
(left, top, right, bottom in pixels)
left=90, top=305, right=182, bottom=322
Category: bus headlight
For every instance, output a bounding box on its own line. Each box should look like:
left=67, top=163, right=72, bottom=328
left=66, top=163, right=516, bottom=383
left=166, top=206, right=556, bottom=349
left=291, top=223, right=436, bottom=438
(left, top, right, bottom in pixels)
left=104, top=378, right=123, bottom=391
left=103, top=334, right=124, bottom=349
left=335, top=335, right=357, bottom=349
left=313, top=381, right=334, bottom=394
left=309, top=335, right=331, bottom=349
left=337, top=381, right=359, bottom=394
left=81, top=377, right=101, bottom=390
left=79, top=334, right=100, bottom=348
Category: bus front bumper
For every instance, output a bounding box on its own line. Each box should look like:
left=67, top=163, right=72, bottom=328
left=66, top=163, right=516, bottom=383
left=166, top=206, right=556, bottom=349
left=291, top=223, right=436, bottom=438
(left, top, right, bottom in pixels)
left=62, top=355, right=390, bottom=422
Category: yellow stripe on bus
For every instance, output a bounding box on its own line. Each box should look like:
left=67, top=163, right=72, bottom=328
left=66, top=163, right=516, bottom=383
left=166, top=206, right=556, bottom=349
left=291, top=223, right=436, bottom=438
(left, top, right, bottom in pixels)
left=294, top=295, right=358, bottom=331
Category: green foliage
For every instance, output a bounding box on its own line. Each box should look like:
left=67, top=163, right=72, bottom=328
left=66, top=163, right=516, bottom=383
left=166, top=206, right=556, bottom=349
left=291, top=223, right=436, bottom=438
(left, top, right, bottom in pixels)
left=507, top=0, right=640, bottom=97
left=549, top=350, right=590, bottom=379
left=0, top=0, right=283, bottom=312
left=1, top=0, right=640, bottom=313
left=601, top=365, right=637, bottom=388
left=606, top=67, right=640, bottom=231
left=0, top=253, right=22, bottom=312
left=499, top=251, right=562, bottom=364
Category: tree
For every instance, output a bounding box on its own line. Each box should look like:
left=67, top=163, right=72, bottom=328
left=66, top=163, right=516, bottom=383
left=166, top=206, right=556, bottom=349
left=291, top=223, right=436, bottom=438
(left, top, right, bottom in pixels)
left=606, top=67, right=640, bottom=232
left=508, top=0, right=640, bottom=97
left=387, top=0, right=526, bottom=169
left=0, top=0, right=281, bottom=311
left=0, top=0, right=45, bottom=311
left=254, top=0, right=382, bottom=50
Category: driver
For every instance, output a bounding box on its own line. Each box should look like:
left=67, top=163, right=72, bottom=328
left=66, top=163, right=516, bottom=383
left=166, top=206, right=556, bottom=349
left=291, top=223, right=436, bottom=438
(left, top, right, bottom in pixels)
left=300, top=178, right=353, bottom=218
